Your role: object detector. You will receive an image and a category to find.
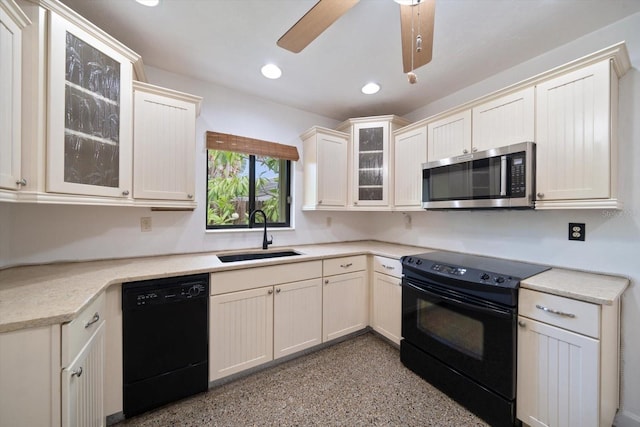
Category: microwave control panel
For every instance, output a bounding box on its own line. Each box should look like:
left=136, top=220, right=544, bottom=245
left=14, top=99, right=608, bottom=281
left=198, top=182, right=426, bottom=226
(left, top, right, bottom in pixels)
left=510, top=152, right=526, bottom=197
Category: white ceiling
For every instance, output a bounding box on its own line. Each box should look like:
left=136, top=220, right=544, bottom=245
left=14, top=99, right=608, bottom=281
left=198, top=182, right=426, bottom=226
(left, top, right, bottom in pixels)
left=59, top=0, right=640, bottom=121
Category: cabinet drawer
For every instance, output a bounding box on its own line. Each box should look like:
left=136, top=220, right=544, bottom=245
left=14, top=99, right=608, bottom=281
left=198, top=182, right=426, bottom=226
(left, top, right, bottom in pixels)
left=62, top=292, right=106, bottom=366
left=519, top=288, right=600, bottom=338
left=211, top=261, right=322, bottom=295
left=373, top=256, right=402, bottom=278
left=323, top=255, right=367, bottom=276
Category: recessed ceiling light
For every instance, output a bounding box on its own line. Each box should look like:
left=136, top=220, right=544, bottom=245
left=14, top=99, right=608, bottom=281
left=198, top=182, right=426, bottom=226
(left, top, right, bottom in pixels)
left=361, top=82, right=380, bottom=95
left=135, top=0, right=159, bottom=6
left=261, top=64, right=282, bottom=79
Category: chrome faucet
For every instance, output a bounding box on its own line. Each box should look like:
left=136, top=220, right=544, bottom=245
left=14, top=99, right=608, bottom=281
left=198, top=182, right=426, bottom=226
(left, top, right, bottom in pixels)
left=249, top=209, right=273, bottom=250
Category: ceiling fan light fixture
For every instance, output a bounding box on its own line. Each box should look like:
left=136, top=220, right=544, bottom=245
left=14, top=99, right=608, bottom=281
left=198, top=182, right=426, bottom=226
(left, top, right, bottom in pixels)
left=135, top=0, right=160, bottom=7
left=361, top=82, right=381, bottom=95
left=261, top=63, right=282, bottom=79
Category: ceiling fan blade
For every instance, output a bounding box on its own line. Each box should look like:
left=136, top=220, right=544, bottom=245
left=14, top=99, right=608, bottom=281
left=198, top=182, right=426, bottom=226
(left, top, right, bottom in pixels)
left=400, top=0, right=435, bottom=73
left=277, top=0, right=359, bottom=53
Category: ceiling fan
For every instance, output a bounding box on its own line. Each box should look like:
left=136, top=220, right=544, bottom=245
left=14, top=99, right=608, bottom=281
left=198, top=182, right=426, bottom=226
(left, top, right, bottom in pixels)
left=277, top=0, right=436, bottom=76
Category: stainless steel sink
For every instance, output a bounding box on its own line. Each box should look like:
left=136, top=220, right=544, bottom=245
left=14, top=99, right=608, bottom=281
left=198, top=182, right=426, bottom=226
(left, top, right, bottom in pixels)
left=217, top=250, right=301, bottom=263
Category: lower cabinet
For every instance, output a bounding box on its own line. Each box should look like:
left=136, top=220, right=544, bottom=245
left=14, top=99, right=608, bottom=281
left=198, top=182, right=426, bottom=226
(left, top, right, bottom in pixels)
left=322, top=256, right=368, bottom=342
left=61, top=293, right=106, bottom=427
left=0, top=324, right=61, bottom=427
left=209, top=277, right=323, bottom=381
left=517, top=288, right=619, bottom=427
left=62, top=322, right=106, bottom=427
left=371, top=256, right=402, bottom=345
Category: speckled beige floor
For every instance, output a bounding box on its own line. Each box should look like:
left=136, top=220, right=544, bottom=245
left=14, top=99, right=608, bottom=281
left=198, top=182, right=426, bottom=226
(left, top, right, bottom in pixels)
left=115, top=333, right=489, bottom=426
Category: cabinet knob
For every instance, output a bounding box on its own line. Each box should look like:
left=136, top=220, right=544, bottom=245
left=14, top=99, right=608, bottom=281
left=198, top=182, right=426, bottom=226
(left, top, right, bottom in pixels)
left=318, top=200, right=323, bottom=204
left=15, top=178, right=27, bottom=186
left=267, top=289, right=274, bottom=295
left=71, top=367, right=83, bottom=378
left=187, top=194, right=193, bottom=199
left=472, top=147, right=478, bottom=153
left=536, top=192, right=544, bottom=199
left=276, top=288, right=281, bottom=294
left=122, top=190, right=130, bottom=196
left=324, top=279, right=329, bottom=285
left=463, top=149, right=469, bottom=154
left=518, top=320, right=526, bottom=328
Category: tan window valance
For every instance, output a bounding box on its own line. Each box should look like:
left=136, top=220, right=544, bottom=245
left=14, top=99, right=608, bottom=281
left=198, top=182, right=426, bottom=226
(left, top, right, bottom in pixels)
left=206, top=131, right=299, bottom=161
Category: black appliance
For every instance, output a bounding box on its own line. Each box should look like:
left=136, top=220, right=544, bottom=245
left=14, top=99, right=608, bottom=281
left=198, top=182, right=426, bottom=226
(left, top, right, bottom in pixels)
left=122, top=274, right=209, bottom=418
left=422, top=142, right=535, bottom=209
left=401, top=251, right=549, bottom=427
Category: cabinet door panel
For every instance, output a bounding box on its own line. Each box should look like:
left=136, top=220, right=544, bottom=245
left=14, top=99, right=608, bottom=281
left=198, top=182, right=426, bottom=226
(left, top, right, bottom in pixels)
left=322, top=271, right=367, bottom=341
left=535, top=61, right=611, bottom=201
left=353, top=121, right=389, bottom=206
left=62, top=322, right=105, bottom=427
left=372, top=273, right=402, bottom=345
left=133, top=86, right=197, bottom=201
left=427, top=110, right=471, bottom=161
left=517, top=316, right=599, bottom=427
left=46, top=12, right=133, bottom=198
left=0, top=5, right=24, bottom=190
left=472, top=87, right=534, bottom=152
left=210, top=287, right=273, bottom=380
left=393, top=126, right=427, bottom=207
left=274, top=278, right=322, bottom=359
left=317, top=131, right=348, bottom=207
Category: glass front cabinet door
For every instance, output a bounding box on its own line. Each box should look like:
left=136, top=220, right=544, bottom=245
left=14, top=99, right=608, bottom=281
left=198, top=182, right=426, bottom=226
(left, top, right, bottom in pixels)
left=46, top=11, right=133, bottom=198
left=353, top=121, right=389, bottom=206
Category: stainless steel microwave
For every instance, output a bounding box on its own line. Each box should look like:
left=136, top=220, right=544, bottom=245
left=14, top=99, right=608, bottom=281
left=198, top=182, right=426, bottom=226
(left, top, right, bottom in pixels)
left=422, top=142, right=535, bottom=210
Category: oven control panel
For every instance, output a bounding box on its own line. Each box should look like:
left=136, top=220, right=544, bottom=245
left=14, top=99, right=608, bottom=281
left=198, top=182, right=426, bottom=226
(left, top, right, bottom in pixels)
left=431, top=264, right=467, bottom=276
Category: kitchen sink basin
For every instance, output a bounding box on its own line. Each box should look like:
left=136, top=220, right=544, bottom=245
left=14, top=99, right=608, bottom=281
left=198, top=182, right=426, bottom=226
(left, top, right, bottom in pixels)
left=217, top=250, right=301, bottom=263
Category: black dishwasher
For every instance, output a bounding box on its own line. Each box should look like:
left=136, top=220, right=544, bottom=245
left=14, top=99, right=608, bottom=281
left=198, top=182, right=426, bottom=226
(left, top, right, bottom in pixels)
left=122, top=273, right=209, bottom=418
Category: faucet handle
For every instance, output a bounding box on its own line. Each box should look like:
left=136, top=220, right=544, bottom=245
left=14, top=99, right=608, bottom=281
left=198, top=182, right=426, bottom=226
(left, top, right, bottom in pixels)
left=267, top=235, right=273, bottom=245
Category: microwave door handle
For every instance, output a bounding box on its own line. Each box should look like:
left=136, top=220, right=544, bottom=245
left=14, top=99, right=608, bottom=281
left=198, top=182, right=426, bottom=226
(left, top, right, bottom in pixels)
left=500, top=156, right=507, bottom=196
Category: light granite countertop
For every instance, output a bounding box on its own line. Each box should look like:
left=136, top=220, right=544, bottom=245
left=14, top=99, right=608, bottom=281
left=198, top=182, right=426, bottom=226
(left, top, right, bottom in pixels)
left=0, top=240, right=629, bottom=333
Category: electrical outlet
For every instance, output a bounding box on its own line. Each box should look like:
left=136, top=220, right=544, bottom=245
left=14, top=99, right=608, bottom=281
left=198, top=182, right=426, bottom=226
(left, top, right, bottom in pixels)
left=568, top=223, right=585, bottom=241
left=141, top=217, right=152, bottom=232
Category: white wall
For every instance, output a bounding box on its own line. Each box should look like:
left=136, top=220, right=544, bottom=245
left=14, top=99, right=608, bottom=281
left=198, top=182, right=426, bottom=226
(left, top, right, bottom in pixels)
left=0, top=69, right=374, bottom=267
left=374, top=12, right=640, bottom=427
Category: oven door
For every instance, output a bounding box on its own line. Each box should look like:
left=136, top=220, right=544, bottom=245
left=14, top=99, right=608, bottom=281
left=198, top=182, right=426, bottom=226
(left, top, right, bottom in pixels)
left=402, top=277, right=516, bottom=399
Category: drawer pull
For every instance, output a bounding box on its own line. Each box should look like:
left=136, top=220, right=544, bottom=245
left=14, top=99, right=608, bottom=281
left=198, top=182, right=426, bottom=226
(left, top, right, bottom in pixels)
left=535, top=304, right=576, bottom=318
left=518, top=320, right=526, bottom=327
left=382, top=264, right=395, bottom=270
left=340, top=263, right=353, bottom=268
left=71, top=367, right=83, bottom=378
left=84, top=313, right=100, bottom=328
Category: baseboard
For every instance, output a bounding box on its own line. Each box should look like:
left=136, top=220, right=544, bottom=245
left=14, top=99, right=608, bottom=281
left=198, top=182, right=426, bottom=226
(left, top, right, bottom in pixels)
left=615, top=410, right=640, bottom=427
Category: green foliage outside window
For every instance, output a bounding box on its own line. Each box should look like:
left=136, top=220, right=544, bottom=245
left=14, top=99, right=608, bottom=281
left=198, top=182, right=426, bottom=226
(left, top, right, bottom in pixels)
left=207, top=150, right=289, bottom=228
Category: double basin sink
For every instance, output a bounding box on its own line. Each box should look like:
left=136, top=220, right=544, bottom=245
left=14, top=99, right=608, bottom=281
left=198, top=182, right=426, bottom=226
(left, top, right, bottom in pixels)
left=217, top=250, right=301, bottom=263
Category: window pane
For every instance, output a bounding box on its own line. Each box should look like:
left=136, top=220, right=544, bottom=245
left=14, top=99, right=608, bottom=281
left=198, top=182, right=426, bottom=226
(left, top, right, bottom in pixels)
left=255, top=156, right=286, bottom=224
left=207, top=150, right=250, bottom=226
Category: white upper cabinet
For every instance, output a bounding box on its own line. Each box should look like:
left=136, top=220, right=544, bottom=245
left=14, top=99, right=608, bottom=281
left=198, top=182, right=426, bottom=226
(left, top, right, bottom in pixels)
left=427, top=110, right=471, bottom=161
left=0, top=0, right=30, bottom=194
left=301, top=126, right=349, bottom=210
left=535, top=59, right=620, bottom=208
left=472, top=87, right=535, bottom=152
left=46, top=10, right=134, bottom=199
left=392, top=124, right=427, bottom=208
left=338, top=115, right=410, bottom=208
left=132, top=81, right=201, bottom=207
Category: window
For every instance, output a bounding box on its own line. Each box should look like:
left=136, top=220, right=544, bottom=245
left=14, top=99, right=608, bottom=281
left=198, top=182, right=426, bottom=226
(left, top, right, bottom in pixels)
left=205, top=131, right=299, bottom=230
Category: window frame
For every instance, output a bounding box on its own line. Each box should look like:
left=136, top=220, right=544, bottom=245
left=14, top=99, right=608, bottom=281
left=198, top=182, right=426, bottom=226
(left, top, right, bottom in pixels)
left=206, top=151, right=292, bottom=230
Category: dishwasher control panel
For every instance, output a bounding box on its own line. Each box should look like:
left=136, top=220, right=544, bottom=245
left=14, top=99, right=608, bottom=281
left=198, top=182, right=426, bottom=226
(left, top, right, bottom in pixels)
left=123, top=274, right=209, bottom=309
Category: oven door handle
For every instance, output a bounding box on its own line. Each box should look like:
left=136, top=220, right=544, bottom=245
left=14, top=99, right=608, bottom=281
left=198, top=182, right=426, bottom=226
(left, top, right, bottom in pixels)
left=404, top=281, right=513, bottom=318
